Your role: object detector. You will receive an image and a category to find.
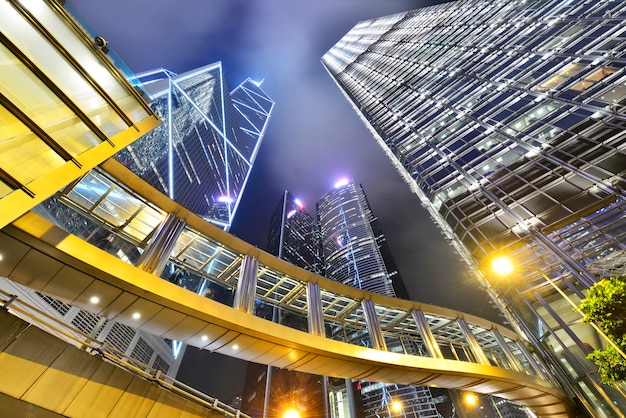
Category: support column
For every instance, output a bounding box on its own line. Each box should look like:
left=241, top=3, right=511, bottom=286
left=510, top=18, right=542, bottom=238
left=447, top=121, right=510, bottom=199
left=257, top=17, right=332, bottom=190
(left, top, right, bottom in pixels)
left=411, top=309, right=443, bottom=359
left=457, top=318, right=491, bottom=365
left=306, top=281, right=330, bottom=418
left=233, top=255, right=259, bottom=314
left=362, top=299, right=387, bottom=351
left=307, top=281, right=325, bottom=337
left=491, top=328, right=524, bottom=373
left=135, top=213, right=186, bottom=276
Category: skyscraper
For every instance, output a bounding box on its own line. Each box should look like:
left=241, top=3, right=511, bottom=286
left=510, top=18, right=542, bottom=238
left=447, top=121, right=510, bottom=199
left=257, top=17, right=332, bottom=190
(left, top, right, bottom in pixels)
left=115, top=64, right=274, bottom=230
left=267, top=191, right=324, bottom=275
left=317, top=180, right=440, bottom=418
left=317, top=180, right=409, bottom=298
left=322, top=1, right=626, bottom=416
left=242, top=191, right=327, bottom=418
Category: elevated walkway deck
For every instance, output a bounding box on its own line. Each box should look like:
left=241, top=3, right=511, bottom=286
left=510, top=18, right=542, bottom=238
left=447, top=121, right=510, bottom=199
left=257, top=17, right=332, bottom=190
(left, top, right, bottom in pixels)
left=0, top=161, right=576, bottom=417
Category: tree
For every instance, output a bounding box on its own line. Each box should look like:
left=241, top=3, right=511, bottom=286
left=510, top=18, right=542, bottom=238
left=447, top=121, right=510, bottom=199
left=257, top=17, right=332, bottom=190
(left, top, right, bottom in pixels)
left=578, top=276, right=626, bottom=385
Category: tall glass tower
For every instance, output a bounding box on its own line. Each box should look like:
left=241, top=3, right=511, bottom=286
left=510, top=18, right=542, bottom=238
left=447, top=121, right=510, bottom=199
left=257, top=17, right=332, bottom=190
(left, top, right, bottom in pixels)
left=317, top=180, right=440, bottom=418
left=267, top=191, right=324, bottom=275
left=242, top=191, right=327, bottom=418
left=317, top=180, right=404, bottom=297
left=322, top=1, right=626, bottom=416
left=115, top=64, right=274, bottom=230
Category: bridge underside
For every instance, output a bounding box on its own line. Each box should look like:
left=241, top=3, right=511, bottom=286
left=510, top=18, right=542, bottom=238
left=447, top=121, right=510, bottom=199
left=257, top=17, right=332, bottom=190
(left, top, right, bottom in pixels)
left=0, top=309, right=225, bottom=418
left=0, top=212, right=575, bottom=417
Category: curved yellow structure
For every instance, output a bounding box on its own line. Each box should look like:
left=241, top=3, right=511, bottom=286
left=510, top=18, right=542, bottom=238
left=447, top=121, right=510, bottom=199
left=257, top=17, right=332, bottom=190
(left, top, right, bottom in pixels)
left=0, top=161, right=576, bottom=417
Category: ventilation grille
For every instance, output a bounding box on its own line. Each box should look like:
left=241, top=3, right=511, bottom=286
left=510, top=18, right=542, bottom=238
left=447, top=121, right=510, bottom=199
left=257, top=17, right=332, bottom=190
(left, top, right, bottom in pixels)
left=130, top=337, right=154, bottom=365
left=71, top=309, right=105, bottom=336
left=152, top=354, right=171, bottom=375
left=35, top=292, right=71, bottom=316
left=104, top=322, right=136, bottom=353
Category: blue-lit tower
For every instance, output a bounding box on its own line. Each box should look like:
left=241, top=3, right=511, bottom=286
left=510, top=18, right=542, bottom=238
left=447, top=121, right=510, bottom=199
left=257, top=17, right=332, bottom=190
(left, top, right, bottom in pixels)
left=115, top=63, right=274, bottom=230
left=322, top=1, right=626, bottom=416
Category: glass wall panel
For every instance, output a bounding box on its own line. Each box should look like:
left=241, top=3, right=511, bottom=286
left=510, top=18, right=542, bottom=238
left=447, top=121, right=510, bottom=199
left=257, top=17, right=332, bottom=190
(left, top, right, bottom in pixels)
left=0, top=0, right=127, bottom=136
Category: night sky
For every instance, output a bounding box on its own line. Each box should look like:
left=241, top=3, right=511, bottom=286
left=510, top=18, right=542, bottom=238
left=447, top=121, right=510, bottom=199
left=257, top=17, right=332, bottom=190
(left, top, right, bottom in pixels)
left=74, top=0, right=501, bottom=401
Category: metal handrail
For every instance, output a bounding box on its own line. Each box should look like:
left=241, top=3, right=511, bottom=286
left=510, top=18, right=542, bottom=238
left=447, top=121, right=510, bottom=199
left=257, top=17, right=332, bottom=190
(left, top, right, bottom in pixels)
left=0, top=289, right=249, bottom=418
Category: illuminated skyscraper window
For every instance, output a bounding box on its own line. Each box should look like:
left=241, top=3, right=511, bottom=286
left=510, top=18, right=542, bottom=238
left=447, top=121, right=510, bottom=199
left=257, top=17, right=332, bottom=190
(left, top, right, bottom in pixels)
left=317, top=180, right=439, bottom=418
left=323, top=1, right=626, bottom=416
left=115, top=64, right=274, bottom=230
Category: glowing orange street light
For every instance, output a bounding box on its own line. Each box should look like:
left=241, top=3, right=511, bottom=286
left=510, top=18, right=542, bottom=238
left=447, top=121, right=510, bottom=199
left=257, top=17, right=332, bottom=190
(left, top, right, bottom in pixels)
left=282, top=408, right=301, bottom=418
left=390, top=400, right=403, bottom=414
left=464, top=393, right=478, bottom=406
left=489, top=255, right=626, bottom=360
left=490, top=256, right=515, bottom=276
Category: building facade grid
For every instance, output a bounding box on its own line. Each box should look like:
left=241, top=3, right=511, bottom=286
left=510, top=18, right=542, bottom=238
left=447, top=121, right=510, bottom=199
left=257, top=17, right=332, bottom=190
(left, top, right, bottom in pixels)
left=322, top=0, right=626, bottom=416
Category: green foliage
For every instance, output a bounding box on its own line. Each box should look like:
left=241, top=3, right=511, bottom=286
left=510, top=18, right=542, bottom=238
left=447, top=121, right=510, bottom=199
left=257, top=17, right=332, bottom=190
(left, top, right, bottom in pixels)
left=588, top=346, right=626, bottom=385
left=578, top=276, right=626, bottom=385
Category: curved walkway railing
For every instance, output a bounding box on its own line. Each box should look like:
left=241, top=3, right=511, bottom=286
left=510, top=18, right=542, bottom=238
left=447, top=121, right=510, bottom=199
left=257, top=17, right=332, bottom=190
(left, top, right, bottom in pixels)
left=0, top=159, right=575, bottom=417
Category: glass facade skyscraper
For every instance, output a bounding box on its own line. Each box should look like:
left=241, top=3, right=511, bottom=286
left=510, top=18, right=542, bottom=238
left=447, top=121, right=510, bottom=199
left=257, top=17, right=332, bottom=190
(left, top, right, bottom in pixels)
left=322, top=1, right=626, bottom=416
left=317, top=180, right=440, bottom=418
left=317, top=181, right=403, bottom=297
left=242, top=191, right=326, bottom=418
left=267, top=191, right=324, bottom=275
left=115, top=64, right=274, bottom=230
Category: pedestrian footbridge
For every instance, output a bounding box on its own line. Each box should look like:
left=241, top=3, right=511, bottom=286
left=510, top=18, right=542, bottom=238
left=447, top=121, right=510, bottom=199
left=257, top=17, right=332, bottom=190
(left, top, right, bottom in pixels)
left=0, top=160, right=575, bottom=417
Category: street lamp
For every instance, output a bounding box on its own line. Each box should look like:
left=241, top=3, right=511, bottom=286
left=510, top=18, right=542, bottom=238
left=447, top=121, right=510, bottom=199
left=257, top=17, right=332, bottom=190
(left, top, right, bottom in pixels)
left=464, top=393, right=477, bottom=406
left=489, top=255, right=626, bottom=360
left=389, top=400, right=403, bottom=415
left=282, top=408, right=301, bottom=418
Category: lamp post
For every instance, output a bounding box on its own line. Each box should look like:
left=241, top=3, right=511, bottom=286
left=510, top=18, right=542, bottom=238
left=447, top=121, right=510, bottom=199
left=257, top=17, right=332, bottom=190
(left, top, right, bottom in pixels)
left=389, top=400, right=403, bottom=415
left=282, top=408, right=301, bottom=418
left=489, top=256, right=626, bottom=361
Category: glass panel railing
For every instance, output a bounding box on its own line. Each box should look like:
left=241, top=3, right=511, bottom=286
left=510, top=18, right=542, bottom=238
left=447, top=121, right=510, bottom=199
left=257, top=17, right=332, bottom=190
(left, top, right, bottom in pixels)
left=28, top=168, right=547, bottom=378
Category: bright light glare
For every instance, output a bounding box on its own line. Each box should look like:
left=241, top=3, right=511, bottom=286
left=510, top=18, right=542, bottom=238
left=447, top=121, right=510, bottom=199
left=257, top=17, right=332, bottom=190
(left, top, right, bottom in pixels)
left=132, top=312, right=141, bottom=320
left=217, top=195, right=233, bottom=203
left=491, top=256, right=514, bottom=276
left=283, top=408, right=300, bottom=418
left=294, top=198, right=304, bottom=208
left=334, top=178, right=350, bottom=188
left=465, top=393, right=478, bottom=405
left=390, top=400, right=403, bottom=413
left=89, top=296, right=100, bottom=304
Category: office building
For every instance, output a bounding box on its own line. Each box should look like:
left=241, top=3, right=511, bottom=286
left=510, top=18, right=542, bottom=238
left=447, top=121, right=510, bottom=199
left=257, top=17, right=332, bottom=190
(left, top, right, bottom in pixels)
left=267, top=191, right=324, bottom=275
left=242, top=191, right=327, bottom=418
left=317, top=180, right=407, bottom=298
left=322, top=1, right=626, bottom=416
left=115, top=65, right=274, bottom=230
left=317, top=180, right=440, bottom=418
